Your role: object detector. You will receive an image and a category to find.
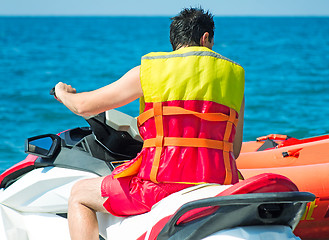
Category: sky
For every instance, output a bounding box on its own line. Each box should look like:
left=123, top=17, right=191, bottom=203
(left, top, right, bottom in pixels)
left=1, top=0, right=329, bottom=16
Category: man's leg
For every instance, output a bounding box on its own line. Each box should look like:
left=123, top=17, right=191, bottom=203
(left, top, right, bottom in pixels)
left=68, top=177, right=108, bottom=240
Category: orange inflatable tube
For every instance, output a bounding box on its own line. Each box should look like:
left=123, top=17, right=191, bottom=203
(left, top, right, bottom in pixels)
left=237, top=134, right=329, bottom=239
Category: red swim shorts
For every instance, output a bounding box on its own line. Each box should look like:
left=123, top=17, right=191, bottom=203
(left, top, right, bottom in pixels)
left=101, top=174, right=190, bottom=217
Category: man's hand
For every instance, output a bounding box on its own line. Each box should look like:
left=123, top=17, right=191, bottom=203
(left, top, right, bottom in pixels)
left=54, top=82, right=77, bottom=103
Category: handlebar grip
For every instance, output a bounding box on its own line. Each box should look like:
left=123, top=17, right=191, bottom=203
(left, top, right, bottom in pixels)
left=50, top=87, right=56, bottom=97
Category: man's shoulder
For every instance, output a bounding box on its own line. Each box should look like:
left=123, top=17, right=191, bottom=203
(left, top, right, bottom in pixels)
left=210, top=50, right=243, bottom=69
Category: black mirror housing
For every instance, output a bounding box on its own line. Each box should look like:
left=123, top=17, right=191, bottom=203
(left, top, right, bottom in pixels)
left=25, top=134, right=61, bottom=158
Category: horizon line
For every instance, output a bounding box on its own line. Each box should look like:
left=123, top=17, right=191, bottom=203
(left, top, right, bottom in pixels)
left=1, top=14, right=329, bottom=17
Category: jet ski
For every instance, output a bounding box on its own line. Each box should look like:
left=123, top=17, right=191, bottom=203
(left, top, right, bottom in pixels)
left=0, top=109, right=314, bottom=240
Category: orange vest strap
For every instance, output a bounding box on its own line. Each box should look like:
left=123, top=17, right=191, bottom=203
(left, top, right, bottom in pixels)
left=149, top=102, right=164, bottom=183
left=222, top=108, right=236, bottom=184
left=143, top=137, right=233, bottom=152
left=138, top=106, right=238, bottom=126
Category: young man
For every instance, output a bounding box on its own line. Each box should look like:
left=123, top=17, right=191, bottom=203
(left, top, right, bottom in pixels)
left=55, top=7, right=245, bottom=240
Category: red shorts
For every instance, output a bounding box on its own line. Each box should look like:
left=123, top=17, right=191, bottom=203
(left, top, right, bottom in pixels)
left=101, top=174, right=190, bottom=217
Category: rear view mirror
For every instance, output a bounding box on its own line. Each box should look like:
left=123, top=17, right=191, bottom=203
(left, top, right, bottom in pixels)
left=25, top=134, right=61, bottom=158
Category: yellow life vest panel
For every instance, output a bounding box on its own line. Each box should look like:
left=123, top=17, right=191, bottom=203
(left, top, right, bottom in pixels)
left=139, top=46, right=244, bottom=113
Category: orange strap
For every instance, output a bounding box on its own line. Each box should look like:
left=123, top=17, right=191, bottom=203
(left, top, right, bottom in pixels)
left=138, top=106, right=238, bottom=126
left=149, top=102, right=164, bottom=183
left=222, top=108, right=236, bottom=184
left=256, top=134, right=289, bottom=141
left=143, top=137, right=233, bottom=152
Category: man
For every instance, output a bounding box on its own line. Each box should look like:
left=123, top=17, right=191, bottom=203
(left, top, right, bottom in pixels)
left=55, top=7, right=244, bottom=240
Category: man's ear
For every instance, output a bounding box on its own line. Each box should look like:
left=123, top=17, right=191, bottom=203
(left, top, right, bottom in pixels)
left=200, top=32, right=210, bottom=46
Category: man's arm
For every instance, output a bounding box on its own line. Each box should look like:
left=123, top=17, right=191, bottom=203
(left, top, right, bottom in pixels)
left=233, top=96, right=245, bottom=159
left=55, top=66, right=143, bottom=117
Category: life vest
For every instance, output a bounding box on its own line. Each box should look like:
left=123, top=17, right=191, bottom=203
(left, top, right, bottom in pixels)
left=113, top=46, right=244, bottom=185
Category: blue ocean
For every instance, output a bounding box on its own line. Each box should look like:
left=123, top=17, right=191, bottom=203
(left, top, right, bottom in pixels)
left=1, top=17, right=329, bottom=173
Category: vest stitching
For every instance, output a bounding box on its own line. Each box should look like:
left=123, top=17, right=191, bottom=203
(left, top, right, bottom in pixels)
left=142, top=50, right=241, bottom=67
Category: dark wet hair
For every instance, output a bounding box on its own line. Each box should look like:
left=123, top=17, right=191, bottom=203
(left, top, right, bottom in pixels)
left=170, top=7, right=215, bottom=50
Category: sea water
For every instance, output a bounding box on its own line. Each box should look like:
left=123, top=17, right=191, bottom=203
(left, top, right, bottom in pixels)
left=1, top=17, right=329, bottom=172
